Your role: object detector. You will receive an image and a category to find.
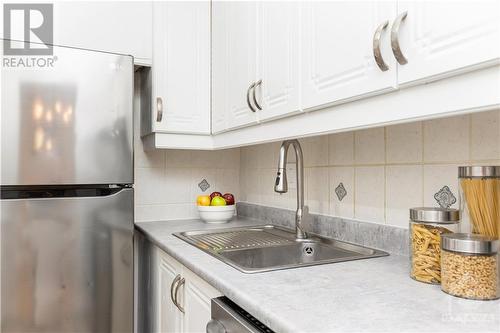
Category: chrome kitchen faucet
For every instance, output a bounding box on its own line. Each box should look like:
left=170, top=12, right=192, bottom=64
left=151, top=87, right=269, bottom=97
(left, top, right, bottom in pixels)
left=274, top=139, right=308, bottom=240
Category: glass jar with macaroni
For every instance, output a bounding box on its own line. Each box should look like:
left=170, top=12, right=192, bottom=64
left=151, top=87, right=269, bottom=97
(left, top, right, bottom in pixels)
left=441, top=233, right=499, bottom=300
left=409, top=207, right=460, bottom=284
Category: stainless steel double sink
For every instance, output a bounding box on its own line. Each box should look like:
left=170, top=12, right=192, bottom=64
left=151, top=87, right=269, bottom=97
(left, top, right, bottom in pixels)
left=174, top=225, right=388, bottom=273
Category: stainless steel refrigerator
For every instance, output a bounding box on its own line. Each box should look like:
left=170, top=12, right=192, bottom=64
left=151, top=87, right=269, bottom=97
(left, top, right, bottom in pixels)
left=1, top=43, right=134, bottom=332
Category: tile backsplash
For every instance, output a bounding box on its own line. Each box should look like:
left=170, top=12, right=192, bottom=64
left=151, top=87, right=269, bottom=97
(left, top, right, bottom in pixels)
left=134, top=69, right=498, bottom=226
left=239, top=110, right=500, bottom=228
left=133, top=77, right=240, bottom=222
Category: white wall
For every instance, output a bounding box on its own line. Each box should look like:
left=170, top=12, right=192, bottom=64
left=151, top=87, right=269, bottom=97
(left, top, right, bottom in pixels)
left=133, top=76, right=240, bottom=222
left=239, top=110, right=500, bottom=228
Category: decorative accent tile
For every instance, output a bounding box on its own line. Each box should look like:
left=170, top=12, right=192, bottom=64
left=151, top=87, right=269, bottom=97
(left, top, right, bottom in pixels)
left=198, top=179, right=210, bottom=192
left=434, top=186, right=457, bottom=208
left=329, top=167, right=354, bottom=218
left=335, top=183, right=347, bottom=201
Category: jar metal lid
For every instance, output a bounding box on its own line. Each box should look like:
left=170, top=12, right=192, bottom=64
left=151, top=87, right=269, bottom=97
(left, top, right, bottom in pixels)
left=409, top=207, right=460, bottom=224
left=458, top=166, right=500, bottom=178
left=441, top=233, right=499, bottom=254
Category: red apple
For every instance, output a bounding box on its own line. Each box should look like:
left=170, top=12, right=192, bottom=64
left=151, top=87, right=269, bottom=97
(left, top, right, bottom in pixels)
left=222, top=193, right=235, bottom=205
left=209, top=191, right=222, bottom=200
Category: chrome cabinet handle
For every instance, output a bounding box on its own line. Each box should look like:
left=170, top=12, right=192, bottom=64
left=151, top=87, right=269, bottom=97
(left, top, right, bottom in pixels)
left=246, top=82, right=257, bottom=112
left=156, top=97, right=163, bottom=122
left=174, top=277, right=185, bottom=313
left=373, top=20, right=389, bottom=71
left=170, top=274, right=181, bottom=307
left=252, top=79, right=262, bottom=110
left=391, top=11, right=408, bottom=65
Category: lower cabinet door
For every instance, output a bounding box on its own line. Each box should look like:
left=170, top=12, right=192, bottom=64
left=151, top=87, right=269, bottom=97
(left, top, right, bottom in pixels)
left=157, top=251, right=183, bottom=333
left=181, top=269, right=222, bottom=333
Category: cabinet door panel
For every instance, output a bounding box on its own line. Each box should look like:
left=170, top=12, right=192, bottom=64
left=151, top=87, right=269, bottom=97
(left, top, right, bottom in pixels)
left=397, top=1, right=500, bottom=84
left=257, top=1, right=300, bottom=121
left=182, top=270, right=221, bottom=333
left=301, top=1, right=397, bottom=110
left=153, top=1, right=210, bottom=134
left=211, top=1, right=228, bottom=134
left=157, top=252, right=182, bottom=333
left=223, top=1, right=258, bottom=130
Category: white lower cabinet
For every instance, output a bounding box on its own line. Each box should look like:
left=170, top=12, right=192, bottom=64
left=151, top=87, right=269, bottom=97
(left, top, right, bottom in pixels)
left=157, top=250, right=183, bottom=333
left=154, top=247, right=221, bottom=333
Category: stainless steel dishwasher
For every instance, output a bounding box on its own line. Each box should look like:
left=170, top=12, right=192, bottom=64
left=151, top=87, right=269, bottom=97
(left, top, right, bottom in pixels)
left=206, top=297, right=274, bottom=333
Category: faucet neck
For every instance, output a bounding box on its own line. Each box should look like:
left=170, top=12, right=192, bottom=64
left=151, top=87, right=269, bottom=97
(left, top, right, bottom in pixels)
left=276, top=139, right=306, bottom=239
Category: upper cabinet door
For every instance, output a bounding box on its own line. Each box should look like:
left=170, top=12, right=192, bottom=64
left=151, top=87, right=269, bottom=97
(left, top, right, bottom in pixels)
left=396, top=1, right=500, bottom=85
left=301, top=1, right=397, bottom=111
left=152, top=1, right=210, bottom=134
left=211, top=1, right=229, bottom=134
left=256, top=1, right=300, bottom=121
left=216, top=1, right=258, bottom=131
left=52, top=2, right=152, bottom=64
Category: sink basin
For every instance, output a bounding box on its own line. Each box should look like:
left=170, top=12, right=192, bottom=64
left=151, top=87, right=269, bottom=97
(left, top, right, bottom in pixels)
left=173, top=225, right=388, bottom=273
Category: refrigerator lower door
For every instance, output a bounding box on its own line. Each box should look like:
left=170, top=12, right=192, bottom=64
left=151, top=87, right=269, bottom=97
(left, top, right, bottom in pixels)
left=1, top=187, right=134, bottom=333
left=1, top=43, right=133, bottom=186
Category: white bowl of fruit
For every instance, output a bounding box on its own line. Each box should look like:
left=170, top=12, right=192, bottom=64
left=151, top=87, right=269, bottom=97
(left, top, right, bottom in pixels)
left=196, top=192, right=236, bottom=224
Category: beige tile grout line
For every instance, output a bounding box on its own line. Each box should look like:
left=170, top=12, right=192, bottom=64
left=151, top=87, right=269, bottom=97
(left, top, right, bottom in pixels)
left=383, top=126, right=387, bottom=224
left=468, top=113, right=473, bottom=163
left=353, top=131, right=357, bottom=219
left=421, top=121, right=425, bottom=206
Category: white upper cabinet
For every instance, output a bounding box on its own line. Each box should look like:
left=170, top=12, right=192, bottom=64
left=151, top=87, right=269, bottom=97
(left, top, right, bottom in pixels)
left=256, top=1, right=300, bottom=121
left=52, top=2, right=152, bottom=64
left=212, top=1, right=258, bottom=133
left=211, top=1, right=229, bottom=134
left=212, top=1, right=300, bottom=133
left=301, top=1, right=398, bottom=111
left=152, top=1, right=210, bottom=134
left=396, top=1, right=500, bottom=85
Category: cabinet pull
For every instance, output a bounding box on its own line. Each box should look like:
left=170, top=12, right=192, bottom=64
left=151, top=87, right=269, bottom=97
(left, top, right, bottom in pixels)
left=246, top=82, right=257, bottom=112
left=252, top=79, right=262, bottom=111
left=373, top=20, right=389, bottom=71
left=170, top=274, right=181, bottom=308
left=174, top=277, right=185, bottom=313
left=391, top=11, right=408, bottom=65
left=156, top=97, right=163, bottom=122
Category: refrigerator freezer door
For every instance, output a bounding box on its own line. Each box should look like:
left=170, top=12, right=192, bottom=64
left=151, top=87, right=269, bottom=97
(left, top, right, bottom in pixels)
left=1, top=44, right=133, bottom=186
left=1, top=188, right=134, bottom=333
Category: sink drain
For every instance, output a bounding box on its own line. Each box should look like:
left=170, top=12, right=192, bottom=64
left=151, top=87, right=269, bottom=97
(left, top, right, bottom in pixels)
left=303, top=246, right=314, bottom=255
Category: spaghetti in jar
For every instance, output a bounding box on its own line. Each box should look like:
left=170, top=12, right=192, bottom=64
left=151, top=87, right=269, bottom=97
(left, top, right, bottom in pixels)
left=458, top=166, right=500, bottom=239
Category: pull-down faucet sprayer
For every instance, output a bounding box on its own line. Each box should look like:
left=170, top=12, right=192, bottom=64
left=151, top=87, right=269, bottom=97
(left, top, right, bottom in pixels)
left=274, top=139, right=308, bottom=240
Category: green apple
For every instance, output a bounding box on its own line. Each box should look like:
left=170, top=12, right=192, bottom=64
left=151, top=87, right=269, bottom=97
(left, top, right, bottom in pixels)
left=211, top=196, right=226, bottom=206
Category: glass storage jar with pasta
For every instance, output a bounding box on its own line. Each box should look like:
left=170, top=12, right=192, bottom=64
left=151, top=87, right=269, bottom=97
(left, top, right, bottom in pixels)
left=441, top=233, right=499, bottom=300
left=458, top=166, right=500, bottom=239
left=410, top=207, right=460, bottom=284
